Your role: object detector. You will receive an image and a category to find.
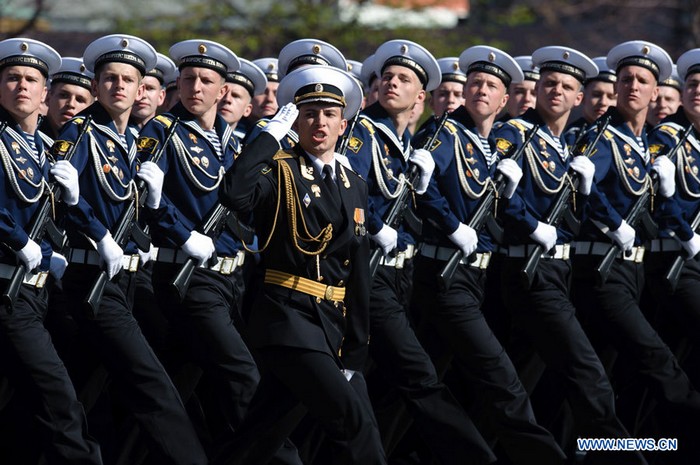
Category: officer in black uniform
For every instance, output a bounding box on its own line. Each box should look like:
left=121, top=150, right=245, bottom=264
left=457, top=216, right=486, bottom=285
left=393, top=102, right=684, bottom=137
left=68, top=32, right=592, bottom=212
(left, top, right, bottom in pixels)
left=412, top=45, right=566, bottom=465
left=53, top=33, right=208, bottom=465
left=572, top=40, right=700, bottom=424
left=0, top=37, right=104, bottom=465
left=494, top=46, right=647, bottom=464
left=138, top=39, right=260, bottom=440
left=214, top=65, right=386, bottom=465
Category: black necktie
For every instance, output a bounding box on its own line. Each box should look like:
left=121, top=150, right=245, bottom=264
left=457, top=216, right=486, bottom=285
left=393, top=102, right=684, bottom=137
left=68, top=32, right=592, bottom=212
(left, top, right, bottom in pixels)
left=322, top=164, right=341, bottom=205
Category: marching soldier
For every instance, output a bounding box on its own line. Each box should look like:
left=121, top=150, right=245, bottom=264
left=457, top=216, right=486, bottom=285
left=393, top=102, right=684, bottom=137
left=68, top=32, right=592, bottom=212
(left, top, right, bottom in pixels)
left=218, top=57, right=267, bottom=144
left=130, top=52, right=177, bottom=129
left=494, top=46, right=647, bottom=464
left=215, top=66, right=386, bottom=465
left=499, top=55, right=539, bottom=122
left=0, top=37, right=103, bottom=465
left=429, top=57, right=467, bottom=119
left=248, top=58, right=280, bottom=123
left=564, top=56, right=617, bottom=146
left=138, top=39, right=260, bottom=439
left=41, top=57, right=95, bottom=139
left=159, top=68, right=180, bottom=114
left=647, top=64, right=682, bottom=126
left=412, top=45, right=566, bottom=465
left=53, top=33, right=208, bottom=465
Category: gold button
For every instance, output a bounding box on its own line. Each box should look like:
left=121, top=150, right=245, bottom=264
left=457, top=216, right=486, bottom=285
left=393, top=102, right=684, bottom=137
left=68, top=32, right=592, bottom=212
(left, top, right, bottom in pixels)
left=343, top=259, right=350, bottom=266
left=337, top=280, right=344, bottom=286
left=315, top=297, right=322, bottom=303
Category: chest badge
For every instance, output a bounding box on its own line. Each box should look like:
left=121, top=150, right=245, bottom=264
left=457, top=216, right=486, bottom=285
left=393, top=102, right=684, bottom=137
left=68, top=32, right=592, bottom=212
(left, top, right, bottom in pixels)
left=311, top=184, right=321, bottom=198
left=191, top=146, right=204, bottom=154
left=106, top=140, right=115, bottom=152
left=303, top=192, right=311, bottom=207
left=11, top=141, right=20, bottom=154
left=354, top=208, right=366, bottom=236
left=201, top=156, right=209, bottom=168
left=189, top=133, right=198, bottom=144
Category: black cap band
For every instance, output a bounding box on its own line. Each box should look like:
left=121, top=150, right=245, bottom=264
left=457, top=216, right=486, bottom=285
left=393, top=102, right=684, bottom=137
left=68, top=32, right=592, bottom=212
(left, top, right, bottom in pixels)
left=660, top=76, right=681, bottom=91
left=95, top=51, right=146, bottom=76
left=616, top=56, right=660, bottom=80
left=523, top=70, right=540, bottom=81
left=226, top=72, right=255, bottom=97
left=294, top=83, right=345, bottom=107
left=586, top=70, right=617, bottom=85
left=441, top=72, right=466, bottom=84
left=51, top=72, right=92, bottom=90
left=467, top=61, right=512, bottom=87
left=382, top=56, right=428, bottom=87
left=0, top=55, right=49, bottom=78
left=687, top=64, right=700, bottom=79
left=146, top=67, right=165, bottom=84
left=540, top=61, right=586, bottom=83
left=288, top=55, right=331, bottom=74
left=178, top=55, right=227, bottom=77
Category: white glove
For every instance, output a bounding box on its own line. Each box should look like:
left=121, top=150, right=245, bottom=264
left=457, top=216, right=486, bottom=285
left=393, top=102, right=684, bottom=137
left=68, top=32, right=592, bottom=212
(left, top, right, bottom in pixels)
left=681, top=233, right=700, bottom=259
left=606, top=220, right=635, bottom=252
left=409, top=148, right=435, bottom=195
left=370, top=224, right=398, bottom=256
left=17, top=239, right=42, bottom=271
left=50, top=160, right=80, bottom=206
left=652, top=155, right=676, bottom=198
left=49, top=252, right=68, bottom=279
left=529, top=222, right=558, bottom=251
left=570, top=155, right=595, bottom=195
left=448, top=223, right=478, bottom=256
left=263, top=103, right=299, bottom=142
left=182, top=231, right=215, bottom=266
left=137, top=161, right=164, bottom=209
left=96, top=231, right=124, bottom=279
left=496, top=158, right=522, bottom=199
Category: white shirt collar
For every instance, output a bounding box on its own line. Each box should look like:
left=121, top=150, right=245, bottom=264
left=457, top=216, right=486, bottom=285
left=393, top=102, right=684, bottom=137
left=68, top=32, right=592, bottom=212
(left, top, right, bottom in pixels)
left=306, top=151, right=337, bottom=180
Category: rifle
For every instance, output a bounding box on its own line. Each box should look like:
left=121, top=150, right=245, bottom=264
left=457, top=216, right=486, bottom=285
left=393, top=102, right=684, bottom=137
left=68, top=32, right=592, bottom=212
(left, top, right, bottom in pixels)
left=596, top=123, right=693, bottom=286
left=2, top=116, right=91, bottom=310
left=337, top=111, right=360, bottom=156
left=170, top=202, right=253, bottom=301
left=437, top=122, right=541, bottom=291
left=84, top=117, right=180, bottom=316
left=520, top=114, right=611, bottom=289
left=368, top=111, right=450, bottom=277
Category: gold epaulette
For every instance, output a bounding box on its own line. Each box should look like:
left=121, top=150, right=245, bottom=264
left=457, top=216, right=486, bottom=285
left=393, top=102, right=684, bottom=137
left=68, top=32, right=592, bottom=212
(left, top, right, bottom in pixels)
left=273, top=149, right=295, bottom=160
left=154, top=114, right=173, bottom=128
left=602, top=129, right=614, bottom=140
left=359, top=117, right=375, bottom=135
left=72, top=116, right=85, bottom=125
left=508, top=119, right=527, bottom=133
left=257, top=120, right=269, bottom=128
left=443, top=120, right=458, bottom=135
left=658, top=125, right=678, bottom=137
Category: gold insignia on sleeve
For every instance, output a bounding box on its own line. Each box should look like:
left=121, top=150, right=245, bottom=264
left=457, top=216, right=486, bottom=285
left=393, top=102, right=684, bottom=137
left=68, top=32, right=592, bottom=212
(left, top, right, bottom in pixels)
left=51, top=140, right=74, bottom=158
left=347, top=136, right=363, bottom=153
left=427, top=139, right=441, bottom=151
left=648, top=144, right=665, bottom=156
left=137, top=137, right=159, bottom=154
left=495, top=138, right=513, bottom=155
left=261, top=166, right=272, bottom=175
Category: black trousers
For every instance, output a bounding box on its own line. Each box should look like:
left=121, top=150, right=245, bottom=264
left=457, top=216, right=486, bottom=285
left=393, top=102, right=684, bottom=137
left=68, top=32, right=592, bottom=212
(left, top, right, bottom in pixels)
left=152, top=262, right=260, bottom=432
left=368, top=261, right=497, bottom=465
left=0, top=279, right=103, bottom=465
left=212, top=346, right=387, bottom=465
left=411, top=255, right=566, bottom=465
left=501, top=257, right=646, bottom=465
left=572, top=255, right=700, bottom=413
left=61, top=264, right=208, bottom=465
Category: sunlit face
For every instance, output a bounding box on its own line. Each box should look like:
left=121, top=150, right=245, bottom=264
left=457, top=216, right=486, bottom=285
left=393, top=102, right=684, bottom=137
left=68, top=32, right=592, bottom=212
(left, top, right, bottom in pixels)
left=682, top=73, right=700, bottom=121
left=535, top=70, right=583, bottom=121
left=615, top=65, right=658, bottom=117
left=582, top=80, right=616, bottom=123
left=250, top=81, right=278, bottom=120
left=294, top=102, right=347, bottom=158
left=430, top=80, right=465, bottom=117
left=177, top=66, right=227, bottom=117
left=0, top=65, right=47, bottom=123
left=463, top=71, right=508, bottom=120
left=218, top=82, right=252, bottom=126
left=647, top=85, right=681, bottom=126
left=378, top=64, right=425, bottom=116
left=131, top=75, right=165, bottom=125
left=506, top=79, right=537, bottom=117
left=46, top=82, right=94, bottom=131
left=92, top=62, right=142, bottom=117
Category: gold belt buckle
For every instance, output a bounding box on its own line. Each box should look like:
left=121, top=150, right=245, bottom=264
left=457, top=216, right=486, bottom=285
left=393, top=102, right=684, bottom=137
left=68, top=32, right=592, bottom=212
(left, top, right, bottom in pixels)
left=34, top=271, right=49, bottom=289
left=219, top=256, right=236, bottom=275
left=324, top=285, right=334, bottom=301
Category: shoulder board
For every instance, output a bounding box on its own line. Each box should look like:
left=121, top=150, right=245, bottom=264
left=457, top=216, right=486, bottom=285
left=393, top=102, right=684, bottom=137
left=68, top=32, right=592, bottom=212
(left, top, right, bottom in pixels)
left=72, top=117, right=85, bottom=125
left=359, top=117, right=375, bottom=135
left=658, top=125, right=678, bottom=137
left=272, top=149, right=295, bottom=160
left=602, top=129, right=614, bottom=140
left=154, top=115, right=173, bottom=128
left=257, top=120, right=269, bottom=128
left=443, top=120, right=458, bottom=135
left=507, top=119, right=527, bottom=132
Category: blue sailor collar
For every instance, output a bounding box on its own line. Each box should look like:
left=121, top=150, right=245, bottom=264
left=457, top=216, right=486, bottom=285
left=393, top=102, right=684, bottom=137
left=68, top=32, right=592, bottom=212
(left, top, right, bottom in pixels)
left=361, top=101, right=412, bottom=159
left=168, top=101, right=234, bottom=152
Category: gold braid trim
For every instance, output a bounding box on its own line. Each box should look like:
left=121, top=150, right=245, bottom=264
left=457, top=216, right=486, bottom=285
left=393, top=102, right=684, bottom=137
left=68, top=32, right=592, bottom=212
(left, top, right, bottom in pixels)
left=241, top=156, right=333, bottom=256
